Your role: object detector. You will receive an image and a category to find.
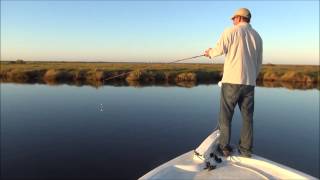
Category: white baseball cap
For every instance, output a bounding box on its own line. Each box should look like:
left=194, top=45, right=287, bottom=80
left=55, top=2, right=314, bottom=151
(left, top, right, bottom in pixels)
left=231, top=8, right=251, bottom=20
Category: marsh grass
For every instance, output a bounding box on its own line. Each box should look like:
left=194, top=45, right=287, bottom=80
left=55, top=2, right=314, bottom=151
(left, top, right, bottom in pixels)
left=1, top=61, right=319, bottom=87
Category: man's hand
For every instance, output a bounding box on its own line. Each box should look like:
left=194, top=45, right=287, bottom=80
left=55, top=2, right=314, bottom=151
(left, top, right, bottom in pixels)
left=204, top=48, right=212, bottom=58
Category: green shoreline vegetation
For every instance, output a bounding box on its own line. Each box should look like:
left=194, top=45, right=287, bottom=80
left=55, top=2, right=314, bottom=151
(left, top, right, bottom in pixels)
left=0, top=60, right=319, bottom=89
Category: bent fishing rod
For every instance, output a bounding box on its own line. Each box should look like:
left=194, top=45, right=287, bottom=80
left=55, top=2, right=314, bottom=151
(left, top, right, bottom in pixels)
left=104, top=54, right=205, bottom=81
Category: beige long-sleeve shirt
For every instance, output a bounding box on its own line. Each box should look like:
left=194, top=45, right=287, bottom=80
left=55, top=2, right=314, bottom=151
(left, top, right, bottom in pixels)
left=209, top=22, right=263, bottom=86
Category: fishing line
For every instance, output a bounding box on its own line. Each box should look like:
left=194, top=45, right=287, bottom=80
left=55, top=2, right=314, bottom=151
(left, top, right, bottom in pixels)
left=103, top=54, right=205, bottom=81
left=99, top=54, right=205, bottom=112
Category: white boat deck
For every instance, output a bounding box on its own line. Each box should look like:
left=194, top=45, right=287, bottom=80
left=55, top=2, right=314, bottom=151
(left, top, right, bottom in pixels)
left=139, top=150, right=316, bottom=180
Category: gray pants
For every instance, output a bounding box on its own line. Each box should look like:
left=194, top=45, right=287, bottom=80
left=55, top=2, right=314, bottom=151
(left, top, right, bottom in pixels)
left=218, top=83, right=255, bottom=154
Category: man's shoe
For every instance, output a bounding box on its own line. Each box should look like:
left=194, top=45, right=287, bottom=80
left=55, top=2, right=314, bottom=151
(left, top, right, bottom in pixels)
left=238, top=149, right=251, bottom=158
left=217, top=145, right=233, bottom=157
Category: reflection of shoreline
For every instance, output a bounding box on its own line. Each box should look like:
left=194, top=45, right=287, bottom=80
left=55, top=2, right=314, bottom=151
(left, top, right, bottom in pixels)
left=1, top=79, right=318, bottom=90
left=256, top=81, right=319, bottom=90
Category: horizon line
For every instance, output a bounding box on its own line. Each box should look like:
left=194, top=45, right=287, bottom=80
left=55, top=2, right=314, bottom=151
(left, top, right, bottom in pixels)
left=0, top=60, right=319, bottom=66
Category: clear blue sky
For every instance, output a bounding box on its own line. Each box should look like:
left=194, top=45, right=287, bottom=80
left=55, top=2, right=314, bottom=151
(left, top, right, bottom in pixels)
left=1, top=0, right=319, bottom=64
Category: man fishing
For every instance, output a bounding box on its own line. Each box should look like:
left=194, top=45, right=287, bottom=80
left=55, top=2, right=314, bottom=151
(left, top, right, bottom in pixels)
left=204, top=8, right=263, bottom=157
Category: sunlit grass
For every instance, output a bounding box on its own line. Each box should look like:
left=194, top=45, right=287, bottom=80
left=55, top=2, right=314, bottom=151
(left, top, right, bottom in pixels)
left=1, top=61, right=319, bottom=86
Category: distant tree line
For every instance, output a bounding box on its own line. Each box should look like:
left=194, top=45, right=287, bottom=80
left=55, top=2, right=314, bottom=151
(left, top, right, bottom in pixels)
left=9, top=59, right=26, bottom=64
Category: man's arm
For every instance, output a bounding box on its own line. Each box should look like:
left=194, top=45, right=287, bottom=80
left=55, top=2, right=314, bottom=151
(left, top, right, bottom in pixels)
left=256, top=39, right=263, bottom=76
left=204, top=29, right=230, bottom=59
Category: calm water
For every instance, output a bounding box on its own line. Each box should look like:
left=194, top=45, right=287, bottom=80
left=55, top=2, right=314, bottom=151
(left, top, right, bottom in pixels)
left=1, top=83, right=319, bottom=179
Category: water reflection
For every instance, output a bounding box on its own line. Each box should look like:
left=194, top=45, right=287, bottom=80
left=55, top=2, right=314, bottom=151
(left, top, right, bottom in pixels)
left=1, top=83, right=319, bottom=179
left=1, top=79, right=319, bottom=90
left=256, top=81, right=319, bottom=90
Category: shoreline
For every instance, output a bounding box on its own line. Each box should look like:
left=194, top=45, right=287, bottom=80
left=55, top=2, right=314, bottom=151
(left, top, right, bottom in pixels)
left=1, top=79, right=318, bottom=90
left=1, top=61, right=319, bottom=87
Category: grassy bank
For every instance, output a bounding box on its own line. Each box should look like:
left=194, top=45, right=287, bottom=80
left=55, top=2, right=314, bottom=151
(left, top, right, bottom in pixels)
left=0, top=61, right=319, bottom=86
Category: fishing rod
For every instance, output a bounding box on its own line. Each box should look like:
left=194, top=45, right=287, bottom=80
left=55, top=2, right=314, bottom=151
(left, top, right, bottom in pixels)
left=104, top=54, right=205, bottom=81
